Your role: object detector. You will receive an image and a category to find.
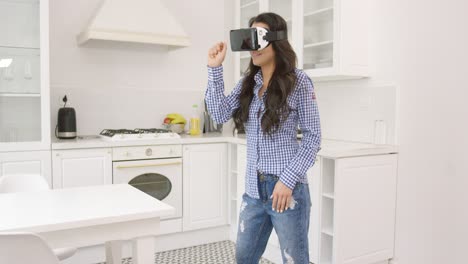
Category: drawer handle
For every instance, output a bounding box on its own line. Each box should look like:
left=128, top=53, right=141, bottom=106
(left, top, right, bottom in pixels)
left=116, top=161, right=182, bottom=169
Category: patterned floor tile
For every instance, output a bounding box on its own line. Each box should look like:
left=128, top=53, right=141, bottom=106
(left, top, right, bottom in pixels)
left=96, top=240, right=275, bottom=264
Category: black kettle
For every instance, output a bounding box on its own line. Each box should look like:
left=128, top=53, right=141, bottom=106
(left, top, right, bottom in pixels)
left=56, top=95, right=77, bottom=139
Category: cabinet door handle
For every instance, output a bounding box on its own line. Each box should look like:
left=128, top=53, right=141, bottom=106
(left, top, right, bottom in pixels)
left=116, top=161, right=182, bottom=169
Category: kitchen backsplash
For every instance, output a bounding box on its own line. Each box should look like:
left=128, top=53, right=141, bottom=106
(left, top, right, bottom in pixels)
left=49, top=0, right=234, bottom=136
left=50, top=85, right=208, bottom=135
left=314, top=83, right=397, bottom=145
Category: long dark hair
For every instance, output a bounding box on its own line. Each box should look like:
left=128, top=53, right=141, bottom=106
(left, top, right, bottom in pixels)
left=233, top=12, right=297, bottom=135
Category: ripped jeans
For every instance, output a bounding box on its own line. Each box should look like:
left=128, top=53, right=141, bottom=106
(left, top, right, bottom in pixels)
left=235, top=174, right=311, bottom=264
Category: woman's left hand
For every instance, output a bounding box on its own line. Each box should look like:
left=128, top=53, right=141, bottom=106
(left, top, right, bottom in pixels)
left=271, top=181, right=293, bottom=213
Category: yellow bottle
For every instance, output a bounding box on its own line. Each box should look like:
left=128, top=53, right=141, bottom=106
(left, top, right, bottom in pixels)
left=189, top=104, right=200, bottom=135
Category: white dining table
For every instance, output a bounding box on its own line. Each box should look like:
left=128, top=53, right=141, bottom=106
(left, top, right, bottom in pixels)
left=0, top=184, right=175, bottom=264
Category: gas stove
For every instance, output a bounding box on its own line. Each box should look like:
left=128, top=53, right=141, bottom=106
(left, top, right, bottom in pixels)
left=100, top=128, right=181, bottom=141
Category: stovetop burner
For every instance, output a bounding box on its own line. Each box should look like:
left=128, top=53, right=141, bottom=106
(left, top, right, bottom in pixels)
left=100, top=128, right=179, bottom=141
left=134, top=128, right=171, bottom=134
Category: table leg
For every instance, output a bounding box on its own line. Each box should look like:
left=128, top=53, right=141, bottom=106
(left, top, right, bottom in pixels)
left=105, top=240, right=123, bottom=264
left=132, top=236, right=155, bottom=264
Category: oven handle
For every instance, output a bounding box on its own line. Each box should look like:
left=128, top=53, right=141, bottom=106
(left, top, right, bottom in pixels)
left=116, top=161, right=182, bottom=169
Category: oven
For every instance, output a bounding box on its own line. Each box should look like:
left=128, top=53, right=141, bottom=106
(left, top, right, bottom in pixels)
left=112, top=144, right=182, bottom=220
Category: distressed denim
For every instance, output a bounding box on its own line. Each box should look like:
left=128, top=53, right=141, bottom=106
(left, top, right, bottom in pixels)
left=235, top=174, right=312, bottom=264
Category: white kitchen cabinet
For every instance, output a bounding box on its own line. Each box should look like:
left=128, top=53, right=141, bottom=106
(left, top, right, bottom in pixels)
left=318, top=154, right=398, bottom=264
left=0, top=0, right=51, bottom=151
left=263, top=158, right=322, bottom=263
left=0, top=150, right=52, bottom=186
left=229, top=143, right=322, bottom=261
left=234, top=0, right=370, bottom=82
left=308, top=157, right=322, bottom=264
left=236, top=0, right=260, bottom=79
left=301, top=0, right=370, bottom=81
left=229, top=140, right=397, bottom=264
left=182, top=143, right=228, bottom=231
left=52, top=148, right=112, bottom=189
left=228, top=143, right=246, bottom=240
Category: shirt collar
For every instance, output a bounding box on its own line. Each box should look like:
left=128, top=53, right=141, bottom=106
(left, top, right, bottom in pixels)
left=254, top=70, right=263, bottom=86
left=253, top=70, right=268, bottom=99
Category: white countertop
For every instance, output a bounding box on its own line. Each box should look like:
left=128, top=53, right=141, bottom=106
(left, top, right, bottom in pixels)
left=52, top=133, right=398, bottom=159
left=0, top=184, right=175, bottom=233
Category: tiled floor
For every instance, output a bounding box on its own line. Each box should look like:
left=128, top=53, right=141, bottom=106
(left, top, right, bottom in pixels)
left=97, top=240, right=275, bottom=264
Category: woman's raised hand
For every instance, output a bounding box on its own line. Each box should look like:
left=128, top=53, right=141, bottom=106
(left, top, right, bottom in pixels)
left=207, top=42, right=227, bottom=68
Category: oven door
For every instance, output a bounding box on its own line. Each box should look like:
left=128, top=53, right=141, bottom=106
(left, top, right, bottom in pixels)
left=112, top=158, right=182, bottom=220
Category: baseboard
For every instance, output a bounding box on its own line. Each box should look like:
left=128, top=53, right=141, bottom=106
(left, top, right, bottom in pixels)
left=62, top=225, right=230, bottom=264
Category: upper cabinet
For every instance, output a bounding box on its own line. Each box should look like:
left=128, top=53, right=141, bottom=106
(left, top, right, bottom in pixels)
left=0, top=0, right=50, bottom=151
left=237, top=0, right=261, bottom=78
left=234, top=0, right=370, bottom=82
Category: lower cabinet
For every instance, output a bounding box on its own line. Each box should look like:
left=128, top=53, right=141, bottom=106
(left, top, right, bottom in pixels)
left=308, top=157, right=322, bottom=264
left=232, top=144, right=322, bottom=261
left=46, top=141, right=397, bottom=264
left=232, top=145, right=398, bottom=264
left=52, top=148, right=112, bottom=189
left=0, top=150, right=52, bottom=186
left=182, top=143, right=228, bottom=231
left=323, top=154, right=398, bottom=264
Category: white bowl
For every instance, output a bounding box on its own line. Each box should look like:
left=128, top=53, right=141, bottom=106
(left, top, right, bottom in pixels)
left=163, top=123, right=185, bottom=134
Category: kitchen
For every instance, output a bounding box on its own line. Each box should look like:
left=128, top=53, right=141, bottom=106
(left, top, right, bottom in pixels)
left=0, top=0, right=467, bottom=264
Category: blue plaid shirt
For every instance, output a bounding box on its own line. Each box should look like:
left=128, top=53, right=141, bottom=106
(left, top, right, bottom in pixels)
left=205, top=66, right=321, bottom=199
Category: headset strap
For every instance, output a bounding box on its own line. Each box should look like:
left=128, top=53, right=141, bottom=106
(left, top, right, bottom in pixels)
left=264, top=30, right=287, bottom=41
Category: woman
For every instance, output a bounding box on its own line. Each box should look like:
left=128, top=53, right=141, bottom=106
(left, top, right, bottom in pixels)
left=205, top=12, right=321, bottom=264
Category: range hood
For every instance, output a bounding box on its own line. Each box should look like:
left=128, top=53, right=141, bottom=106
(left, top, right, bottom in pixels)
left=77, top=0, right=190, bottom=47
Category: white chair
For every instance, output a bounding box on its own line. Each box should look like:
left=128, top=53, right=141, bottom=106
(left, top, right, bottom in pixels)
left=0, top=173, right=49, bottom=193
left=0, top=232, right=74, bottom=264
left=0, top=174, right=77, bottom=262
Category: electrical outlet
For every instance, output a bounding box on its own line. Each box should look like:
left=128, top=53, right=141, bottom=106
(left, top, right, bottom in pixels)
left=58, top=94, right=70, bottom=107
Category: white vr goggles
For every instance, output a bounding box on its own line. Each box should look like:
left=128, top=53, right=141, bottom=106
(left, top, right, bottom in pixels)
left=230, top=27, right=287, bottom=51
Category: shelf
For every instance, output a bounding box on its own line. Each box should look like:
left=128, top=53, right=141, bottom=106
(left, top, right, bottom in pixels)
left=321, top=227, right=334, bottom=236
left=240, top=0, right=257, bottom=9
left=322, top=192, right=334, bottom=199
left=320, top=234, right=333, bottom=264
left=0, top=45, right=39, bottom=50
left=304, top=40, right=333, bottom=49
left=0, top=93, right=40, bottom=97
left=321, top=159, right=335, bottom=194
left=304, top=7, right=333, bottom=18
left=231, top=196, right=237, bottom=201
left=0, top=0, right=39, bottom=4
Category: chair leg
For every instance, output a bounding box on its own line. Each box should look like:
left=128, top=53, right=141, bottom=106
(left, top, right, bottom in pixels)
left=105, top=240, right=123, bottom=264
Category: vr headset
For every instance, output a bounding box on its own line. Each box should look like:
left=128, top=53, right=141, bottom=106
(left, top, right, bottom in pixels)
left=230, top=27, right=287, bottom=51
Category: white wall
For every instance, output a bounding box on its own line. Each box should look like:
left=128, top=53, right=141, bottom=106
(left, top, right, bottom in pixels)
left=390, top=1, right=467, bottom=263
left=49, top=0, right=233, bottom=135
left=313, top=0, right=468, bottom=263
